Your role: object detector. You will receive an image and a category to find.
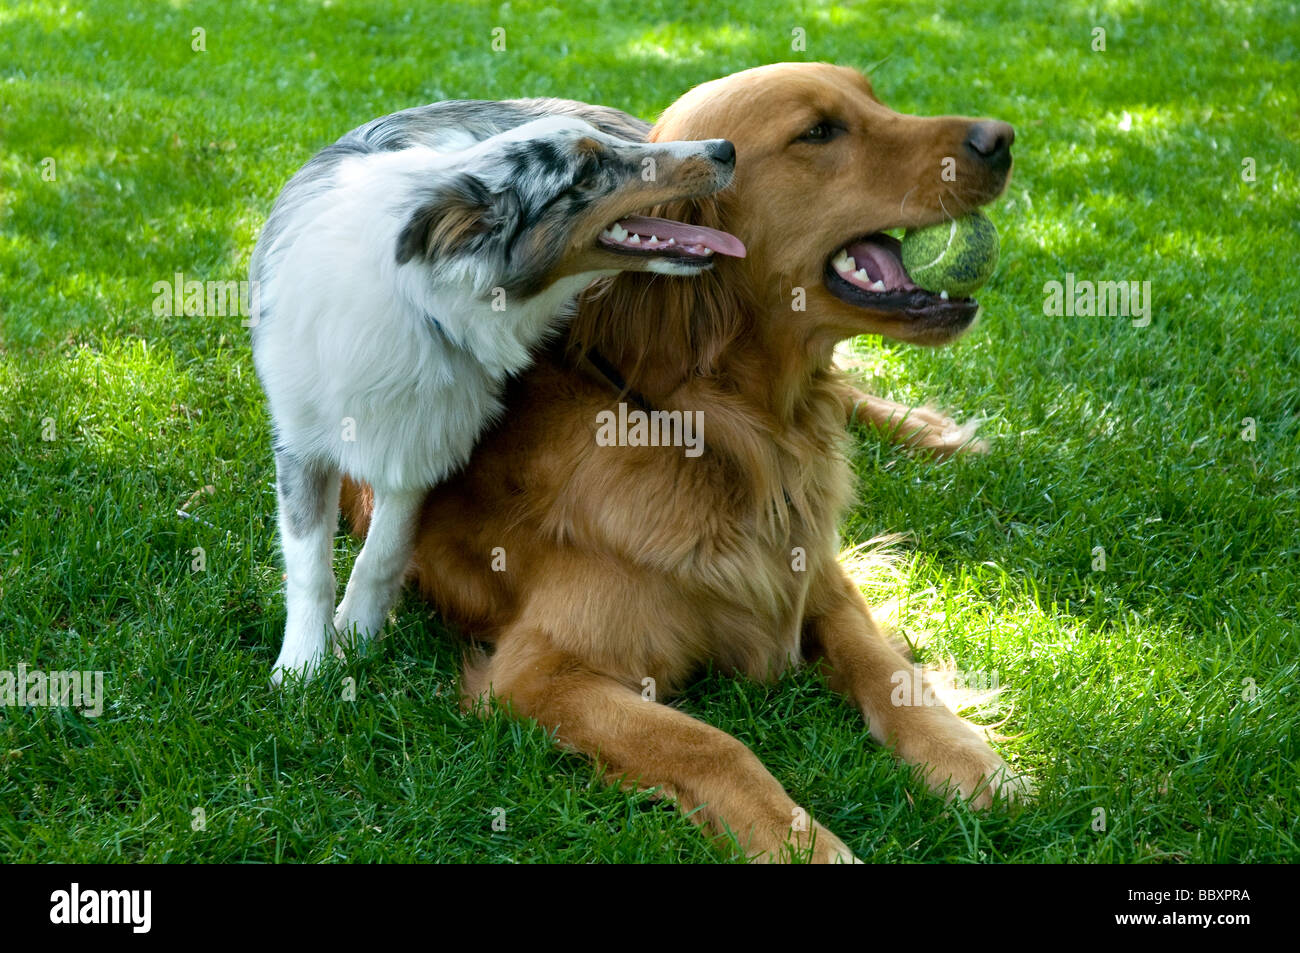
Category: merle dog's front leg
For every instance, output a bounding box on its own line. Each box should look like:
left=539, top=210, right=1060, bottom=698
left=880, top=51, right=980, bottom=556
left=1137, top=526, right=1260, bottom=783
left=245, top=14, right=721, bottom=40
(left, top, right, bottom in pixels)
left=331, top=486, right=426, bottom=658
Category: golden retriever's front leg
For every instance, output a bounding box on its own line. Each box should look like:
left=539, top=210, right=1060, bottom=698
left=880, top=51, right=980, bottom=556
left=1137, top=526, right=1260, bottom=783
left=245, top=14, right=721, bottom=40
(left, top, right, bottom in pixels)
left=837, top=383, right=987, bottom=459
left=805, top=567, right=1023, bottom=808
left=465, top=634, right=858, bottom=863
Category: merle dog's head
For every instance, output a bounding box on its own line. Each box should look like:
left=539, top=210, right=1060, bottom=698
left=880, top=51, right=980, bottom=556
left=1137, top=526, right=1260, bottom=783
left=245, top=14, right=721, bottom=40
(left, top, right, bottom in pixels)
left=394, top=116, right=745, bottom=297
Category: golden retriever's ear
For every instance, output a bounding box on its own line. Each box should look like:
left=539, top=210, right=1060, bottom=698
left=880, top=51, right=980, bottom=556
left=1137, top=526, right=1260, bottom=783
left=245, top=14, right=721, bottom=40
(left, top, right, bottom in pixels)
left=396, top=175, right=519, bottom=263
left=572, top=192, right=755, bottom=384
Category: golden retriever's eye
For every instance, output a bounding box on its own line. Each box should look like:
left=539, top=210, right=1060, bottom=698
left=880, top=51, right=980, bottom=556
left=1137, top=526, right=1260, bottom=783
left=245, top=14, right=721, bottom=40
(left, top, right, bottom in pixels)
left=795, top=120, right=843, bottom=144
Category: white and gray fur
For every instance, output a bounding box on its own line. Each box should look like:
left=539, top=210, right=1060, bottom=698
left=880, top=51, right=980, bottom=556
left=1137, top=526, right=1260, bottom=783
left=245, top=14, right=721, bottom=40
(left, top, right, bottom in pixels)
left=251, top=100, right=726, bottom=682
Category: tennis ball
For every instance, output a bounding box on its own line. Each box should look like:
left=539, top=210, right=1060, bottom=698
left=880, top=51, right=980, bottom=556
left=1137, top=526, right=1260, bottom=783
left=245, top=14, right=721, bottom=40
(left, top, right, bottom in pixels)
left=901, top=212, right=999, bottom=297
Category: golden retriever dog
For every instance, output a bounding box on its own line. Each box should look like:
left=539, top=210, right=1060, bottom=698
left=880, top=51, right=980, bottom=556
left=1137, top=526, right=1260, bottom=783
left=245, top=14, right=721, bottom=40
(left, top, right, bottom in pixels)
left=339, top=63, right=1022, bottom=862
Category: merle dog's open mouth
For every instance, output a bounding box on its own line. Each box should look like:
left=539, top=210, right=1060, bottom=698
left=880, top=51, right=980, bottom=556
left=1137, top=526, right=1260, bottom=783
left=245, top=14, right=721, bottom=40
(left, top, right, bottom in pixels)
left=824, top=232, right=978, bottom=330
left=599, top=214, right=746, bottom=266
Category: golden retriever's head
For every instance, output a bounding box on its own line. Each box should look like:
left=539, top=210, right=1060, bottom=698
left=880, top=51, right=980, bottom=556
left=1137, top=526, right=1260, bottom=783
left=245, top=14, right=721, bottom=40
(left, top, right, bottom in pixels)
left=658, top=63, right=1012, bottom=349
left=573, top=63, right=1015, bottom=391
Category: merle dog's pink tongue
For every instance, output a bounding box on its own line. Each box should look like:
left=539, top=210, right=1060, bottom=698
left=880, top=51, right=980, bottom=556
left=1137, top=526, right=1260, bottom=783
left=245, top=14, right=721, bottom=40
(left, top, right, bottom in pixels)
left=615, top=215, right=747, bottom=257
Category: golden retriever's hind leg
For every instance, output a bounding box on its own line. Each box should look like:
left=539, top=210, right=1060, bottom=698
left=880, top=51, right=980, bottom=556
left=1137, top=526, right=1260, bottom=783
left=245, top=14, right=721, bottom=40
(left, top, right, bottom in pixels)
left=465, top=633, right=859, bottom=863
left=840, top=384, right=988, bottom=460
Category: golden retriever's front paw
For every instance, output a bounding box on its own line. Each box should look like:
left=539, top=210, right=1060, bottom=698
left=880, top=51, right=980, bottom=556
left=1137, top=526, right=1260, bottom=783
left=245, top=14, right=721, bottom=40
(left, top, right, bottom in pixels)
left=745, top=816, right=861, bottom=864
left=805, top=822, right=862, bottom=864
left=896, top=712, right=1029, bottom=810
left=935, top=755, right=1033, bottom=810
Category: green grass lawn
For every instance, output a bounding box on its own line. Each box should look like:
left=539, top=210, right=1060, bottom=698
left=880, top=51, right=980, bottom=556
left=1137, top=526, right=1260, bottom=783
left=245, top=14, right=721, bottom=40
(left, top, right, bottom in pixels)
left=1, top=0, right=1297, bottom=863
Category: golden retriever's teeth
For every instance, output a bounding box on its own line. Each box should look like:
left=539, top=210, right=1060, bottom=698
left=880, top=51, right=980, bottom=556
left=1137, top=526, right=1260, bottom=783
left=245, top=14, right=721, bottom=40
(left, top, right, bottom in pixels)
left=869, top=280, right=886, bottom=292
left=853, top=268, right=869, bottom=282
left=702, top=248, right=714, bottom=256
left=940, top=290, right=949, bottom=300
left=627, top=234, right=640, bottom=244
left=833, top=250, right=855, bottom=272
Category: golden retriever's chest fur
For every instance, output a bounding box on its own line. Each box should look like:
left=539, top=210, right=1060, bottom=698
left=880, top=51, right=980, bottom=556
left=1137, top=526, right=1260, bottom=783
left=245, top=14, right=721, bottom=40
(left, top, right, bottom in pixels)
left=398, top=360, right=855, bottom=695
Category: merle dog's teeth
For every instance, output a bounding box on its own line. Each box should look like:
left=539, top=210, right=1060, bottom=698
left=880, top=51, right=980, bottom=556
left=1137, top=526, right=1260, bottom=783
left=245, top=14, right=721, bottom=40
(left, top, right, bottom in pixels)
left=627, top=234, right=640, bottom=244
left=666, top=238, right=675, bottom=245
left=940, top=290, right=949, bottom=300
left=649, top=235, right=659, bottom=244
left=610, top=224, right=628, bottom=241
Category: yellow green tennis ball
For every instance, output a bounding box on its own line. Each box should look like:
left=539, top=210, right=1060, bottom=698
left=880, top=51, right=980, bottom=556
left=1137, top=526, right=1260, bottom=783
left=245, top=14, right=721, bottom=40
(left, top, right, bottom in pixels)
left=901, top=212, right=999, bottom=297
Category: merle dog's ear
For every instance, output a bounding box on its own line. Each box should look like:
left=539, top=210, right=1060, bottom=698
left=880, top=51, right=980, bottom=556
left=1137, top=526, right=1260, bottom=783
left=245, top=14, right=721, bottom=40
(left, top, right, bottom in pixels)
left=395, top=175, right=520, bottom=264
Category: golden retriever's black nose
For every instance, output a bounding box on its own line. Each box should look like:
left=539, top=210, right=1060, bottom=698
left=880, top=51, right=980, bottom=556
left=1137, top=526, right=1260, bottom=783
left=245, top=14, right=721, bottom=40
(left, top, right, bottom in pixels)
left=965, top=121, right=1015, bottom=169
left=707, top=139, right=736, bottom=165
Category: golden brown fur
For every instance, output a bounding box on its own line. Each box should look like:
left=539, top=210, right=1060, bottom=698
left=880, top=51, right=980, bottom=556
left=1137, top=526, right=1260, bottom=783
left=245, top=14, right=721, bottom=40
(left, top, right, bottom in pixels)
left=340, top=63, right=1022, bottom=862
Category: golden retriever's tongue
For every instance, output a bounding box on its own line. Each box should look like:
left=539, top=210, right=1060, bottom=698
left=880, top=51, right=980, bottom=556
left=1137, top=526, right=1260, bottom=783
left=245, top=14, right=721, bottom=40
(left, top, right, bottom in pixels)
left=614, top=215, right=747, bottom=257
left=843, top=235, right=916, bottom=290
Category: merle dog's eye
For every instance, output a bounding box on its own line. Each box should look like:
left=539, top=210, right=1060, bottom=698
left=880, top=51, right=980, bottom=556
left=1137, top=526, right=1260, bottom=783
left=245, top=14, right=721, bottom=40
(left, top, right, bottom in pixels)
left=797, top=121, right=842, bottom=143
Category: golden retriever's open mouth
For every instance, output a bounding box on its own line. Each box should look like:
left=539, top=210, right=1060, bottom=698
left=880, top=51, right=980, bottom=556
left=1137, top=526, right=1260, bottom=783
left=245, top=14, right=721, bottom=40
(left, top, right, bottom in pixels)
left=599, top=214, right=746, bottom=266
left=823, top=232, right=979, bottom=330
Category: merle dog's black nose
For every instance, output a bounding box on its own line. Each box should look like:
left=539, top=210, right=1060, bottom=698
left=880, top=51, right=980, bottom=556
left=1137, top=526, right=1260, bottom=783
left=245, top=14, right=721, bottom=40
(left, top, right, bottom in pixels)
left=964, top=121, right=1015, bottom=169
left=707, top=139, right=736, bottom=165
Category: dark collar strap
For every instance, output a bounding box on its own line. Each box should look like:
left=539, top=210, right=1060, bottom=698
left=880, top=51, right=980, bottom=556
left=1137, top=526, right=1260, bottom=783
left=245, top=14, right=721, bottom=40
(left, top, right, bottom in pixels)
left=584, top=348, right=653, bottom=412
